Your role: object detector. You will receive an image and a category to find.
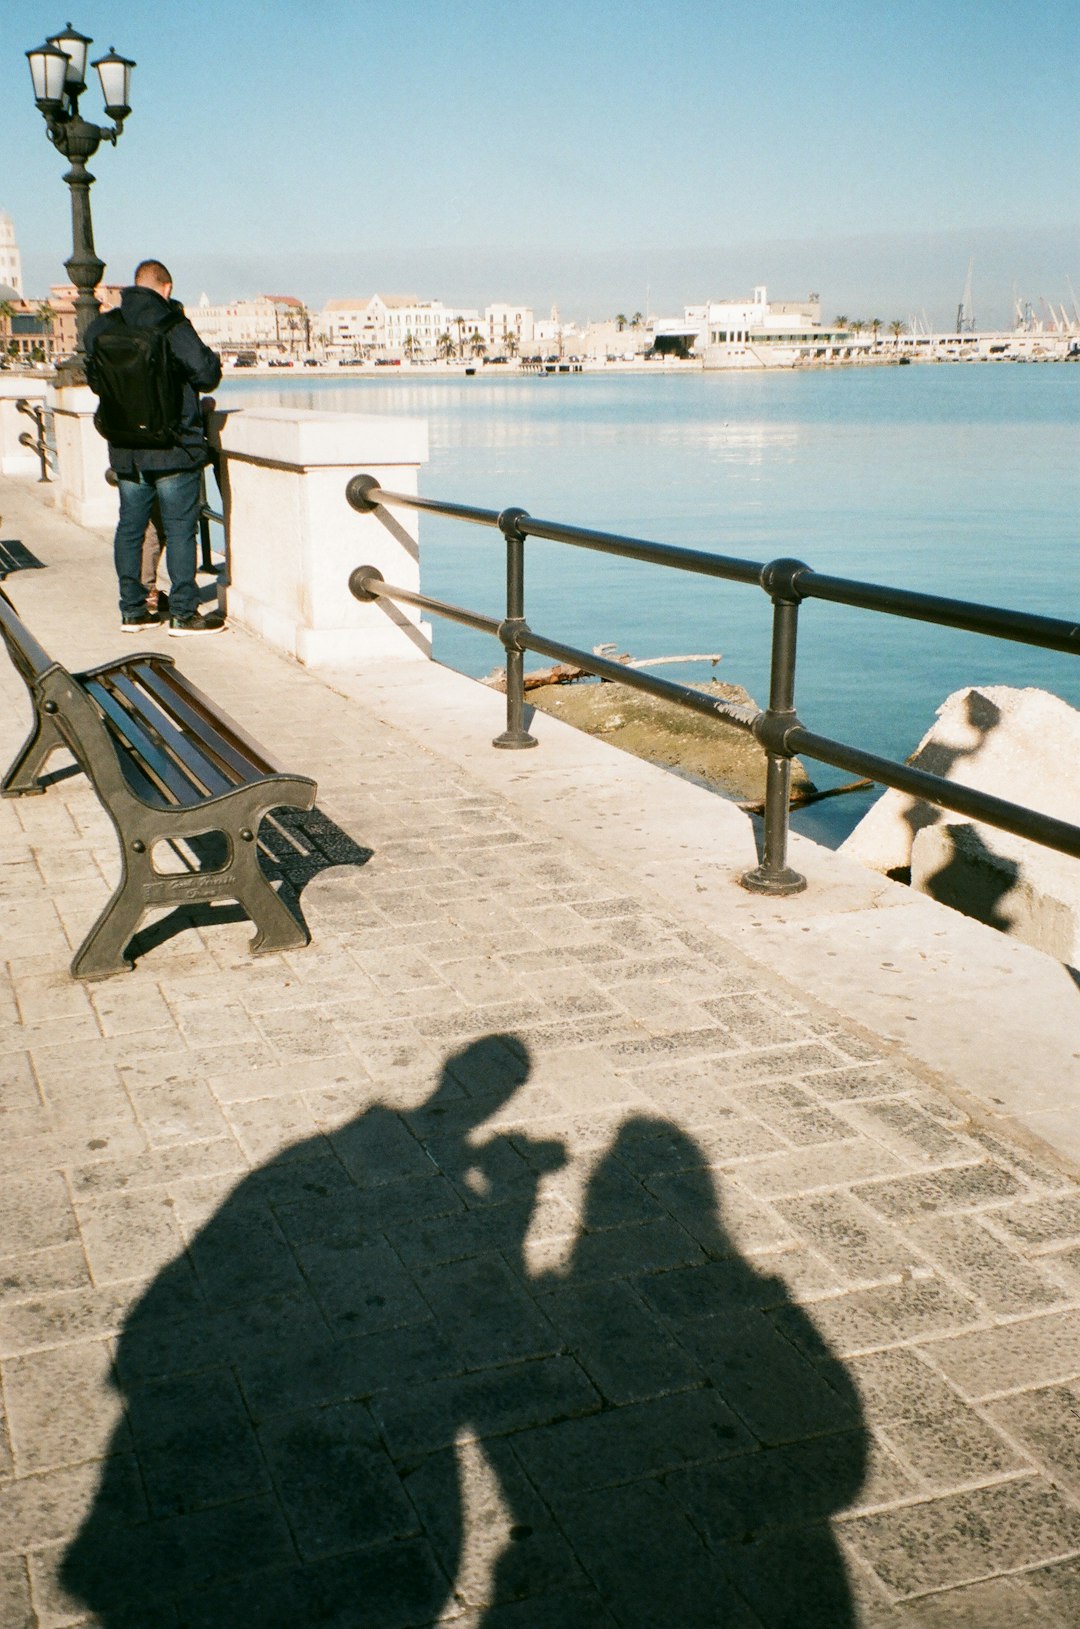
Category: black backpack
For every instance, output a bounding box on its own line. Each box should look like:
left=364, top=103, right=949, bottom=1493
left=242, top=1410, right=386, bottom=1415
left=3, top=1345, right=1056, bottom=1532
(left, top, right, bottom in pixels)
left=87, top=309, right=185, bottom=449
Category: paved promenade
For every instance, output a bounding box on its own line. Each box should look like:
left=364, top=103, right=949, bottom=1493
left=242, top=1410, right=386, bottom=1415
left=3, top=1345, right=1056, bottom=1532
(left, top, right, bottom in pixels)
left=1, top=472, right=1079, bottom=1628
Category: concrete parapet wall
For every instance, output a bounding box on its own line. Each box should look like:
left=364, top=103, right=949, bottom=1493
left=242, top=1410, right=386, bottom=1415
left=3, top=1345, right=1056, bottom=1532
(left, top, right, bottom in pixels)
left=0, top=376, right=49, bottom=477
left=48, top=382, right=118, bottom=528
left=215, top=408, right=431, bottom=666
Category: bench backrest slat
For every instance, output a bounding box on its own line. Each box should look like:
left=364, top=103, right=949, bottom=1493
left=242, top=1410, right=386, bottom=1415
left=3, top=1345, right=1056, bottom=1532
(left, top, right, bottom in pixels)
left=102, top=670, right=238, bottom=799
left=83, top=678, right=208, bottom=806
left=134, top=661, right=284, bottom=779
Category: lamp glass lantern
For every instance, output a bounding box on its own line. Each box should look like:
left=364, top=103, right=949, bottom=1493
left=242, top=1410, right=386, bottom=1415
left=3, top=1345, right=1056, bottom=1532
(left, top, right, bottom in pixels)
left=26, top=41, right=71, bottom=111
left=92, top=48, right=136, bottom=121
left=46, top=23, right=91, bottom=90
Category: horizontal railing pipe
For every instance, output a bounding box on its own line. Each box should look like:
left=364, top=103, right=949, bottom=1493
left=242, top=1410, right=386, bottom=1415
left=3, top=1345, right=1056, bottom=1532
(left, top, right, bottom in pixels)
left=346, top=471, right=1080, bottom=893
left=787, top=727, right=1080, bottom=860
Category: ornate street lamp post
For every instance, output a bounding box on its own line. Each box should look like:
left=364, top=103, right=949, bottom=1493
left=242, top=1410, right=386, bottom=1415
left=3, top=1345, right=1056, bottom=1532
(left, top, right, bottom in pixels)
left=26, top=24, right=135, bottom=380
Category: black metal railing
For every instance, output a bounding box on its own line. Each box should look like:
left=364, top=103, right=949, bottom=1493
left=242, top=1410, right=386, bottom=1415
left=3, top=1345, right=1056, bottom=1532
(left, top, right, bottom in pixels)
left=15, top=399, right=55, bottom=482
left=345, top=472, right=1080, bottom=895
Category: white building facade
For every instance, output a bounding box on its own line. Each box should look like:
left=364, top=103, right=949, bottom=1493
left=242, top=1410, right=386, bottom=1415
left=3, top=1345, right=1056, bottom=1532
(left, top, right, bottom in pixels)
left=189, top=294, right=309, bottom=356
left=0, top=212, right=24, bottom=297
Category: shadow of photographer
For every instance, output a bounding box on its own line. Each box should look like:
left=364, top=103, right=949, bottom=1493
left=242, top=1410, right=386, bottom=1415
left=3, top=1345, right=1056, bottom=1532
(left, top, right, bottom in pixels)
left=60, top=1033, right=867, bottom=1627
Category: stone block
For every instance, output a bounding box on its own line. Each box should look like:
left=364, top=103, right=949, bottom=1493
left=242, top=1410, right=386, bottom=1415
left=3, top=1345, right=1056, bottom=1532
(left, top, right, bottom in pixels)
left=841, top=685, right=1080, bottom=964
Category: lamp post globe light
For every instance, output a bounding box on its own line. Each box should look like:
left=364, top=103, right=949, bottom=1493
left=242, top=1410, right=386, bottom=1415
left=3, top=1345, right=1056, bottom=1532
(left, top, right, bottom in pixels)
left=26, top=23, right=135, bottom=380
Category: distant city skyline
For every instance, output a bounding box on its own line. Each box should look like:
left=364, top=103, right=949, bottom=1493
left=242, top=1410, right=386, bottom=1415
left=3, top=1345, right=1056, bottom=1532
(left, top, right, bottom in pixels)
left=5, top=0, right=1078, bottom=331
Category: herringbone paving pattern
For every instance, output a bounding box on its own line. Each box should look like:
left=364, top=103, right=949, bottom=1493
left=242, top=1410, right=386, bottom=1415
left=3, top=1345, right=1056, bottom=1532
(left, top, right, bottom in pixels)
left=1, top=465, right=1079, bottom=1624
left=1, top=670, right=1079, bottom=1628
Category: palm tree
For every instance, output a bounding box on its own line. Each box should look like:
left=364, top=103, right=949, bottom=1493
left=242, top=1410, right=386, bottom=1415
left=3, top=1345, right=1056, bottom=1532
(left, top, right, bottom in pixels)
left=454, top=315, right=466, bottom=356
left=469, top=330, right=486, bottom=359
left=403, top=331, right=419, bottom=361
left=436, top=331, right=455, bottom=362
left=503, top=331, right=519, bottom=361
left=833, top=315, right=849, bottom=332
left=615, top=314, right=627, bottom=332
left=631, top=311, right=644, bottom=328
left=870, top=318, right=882, bottom=345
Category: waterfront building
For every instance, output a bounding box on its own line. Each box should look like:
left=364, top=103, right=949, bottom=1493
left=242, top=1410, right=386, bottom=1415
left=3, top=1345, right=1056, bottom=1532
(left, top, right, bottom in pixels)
left=0, top=211, right=23, bottom=296
left=483, top=303, right=534, bottom=355
left=688, top=286, right=850, bottom=368
left=189, top=293, right=310, bottom=358
left=47, top=283, right=123, bottom=361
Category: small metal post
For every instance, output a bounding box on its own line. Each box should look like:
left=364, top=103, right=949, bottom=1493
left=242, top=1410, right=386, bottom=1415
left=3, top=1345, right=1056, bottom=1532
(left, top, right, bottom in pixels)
left=741, top=559, right=808, bottom=895
left=493, top=507, right=538, bottom=750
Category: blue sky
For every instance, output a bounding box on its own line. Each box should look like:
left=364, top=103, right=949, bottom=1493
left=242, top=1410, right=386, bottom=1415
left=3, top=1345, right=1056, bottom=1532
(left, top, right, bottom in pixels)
left=4, top=0, right=1078, bottom=327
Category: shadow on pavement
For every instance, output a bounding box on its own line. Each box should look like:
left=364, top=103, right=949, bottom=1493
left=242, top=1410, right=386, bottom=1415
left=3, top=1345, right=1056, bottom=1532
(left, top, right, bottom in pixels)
left=60, top=1033, right=868, bottom=1627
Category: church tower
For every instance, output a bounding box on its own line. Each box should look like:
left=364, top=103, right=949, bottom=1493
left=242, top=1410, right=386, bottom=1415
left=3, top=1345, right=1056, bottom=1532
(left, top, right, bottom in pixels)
left=0, top=212, right=24, bottom=296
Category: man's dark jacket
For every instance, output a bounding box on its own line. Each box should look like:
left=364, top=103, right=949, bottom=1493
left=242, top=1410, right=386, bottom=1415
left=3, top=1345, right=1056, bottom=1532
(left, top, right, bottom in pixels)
left=85, top=285, right=222, bottom=476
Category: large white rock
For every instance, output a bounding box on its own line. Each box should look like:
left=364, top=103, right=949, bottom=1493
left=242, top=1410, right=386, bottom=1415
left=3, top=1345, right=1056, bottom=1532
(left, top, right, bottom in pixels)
left=840, top=685, right=1080, bottom=965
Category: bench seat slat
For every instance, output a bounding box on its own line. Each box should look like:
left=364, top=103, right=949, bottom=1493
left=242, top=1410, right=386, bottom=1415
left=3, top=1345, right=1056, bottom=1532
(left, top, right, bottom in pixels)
left=83, top=679, right=205, bottom=806
left=103, top=672, right=238, bottom=798
left=131, top=662, right=281, bottom=781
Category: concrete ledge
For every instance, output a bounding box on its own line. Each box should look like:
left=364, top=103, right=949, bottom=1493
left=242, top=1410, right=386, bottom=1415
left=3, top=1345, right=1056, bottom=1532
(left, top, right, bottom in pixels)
left=325, top=657, right=1080, bottom=1166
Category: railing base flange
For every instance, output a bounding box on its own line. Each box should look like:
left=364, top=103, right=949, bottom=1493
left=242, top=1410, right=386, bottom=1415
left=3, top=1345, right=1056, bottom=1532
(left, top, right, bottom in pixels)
left=492, top=732, right=539, bottom=750
left=739, top=865, right=807, bottom=896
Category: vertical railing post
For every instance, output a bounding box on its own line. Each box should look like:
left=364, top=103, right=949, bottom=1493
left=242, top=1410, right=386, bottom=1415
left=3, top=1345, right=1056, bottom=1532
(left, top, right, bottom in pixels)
left=741, top=559, right=808, bottom=895
left=493, top=506, right=538, bottom=749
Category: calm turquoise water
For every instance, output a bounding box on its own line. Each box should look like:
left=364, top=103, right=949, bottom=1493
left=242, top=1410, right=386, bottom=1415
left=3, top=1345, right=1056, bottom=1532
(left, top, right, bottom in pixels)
left=219, top=366, right=1079, bottom=843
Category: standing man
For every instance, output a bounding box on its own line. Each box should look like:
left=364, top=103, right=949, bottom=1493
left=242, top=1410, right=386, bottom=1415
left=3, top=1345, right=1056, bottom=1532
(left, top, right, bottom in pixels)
left=86, top=259, right=225, bottom=635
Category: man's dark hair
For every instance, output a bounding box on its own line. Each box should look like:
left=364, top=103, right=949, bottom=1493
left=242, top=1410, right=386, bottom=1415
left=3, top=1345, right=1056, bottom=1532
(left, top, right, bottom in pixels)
left=134, top=259, right=172, bottom=290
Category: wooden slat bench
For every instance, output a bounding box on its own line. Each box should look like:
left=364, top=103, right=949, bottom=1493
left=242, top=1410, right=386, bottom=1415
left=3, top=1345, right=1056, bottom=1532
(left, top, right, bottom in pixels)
left=0, top=584, right=317, bottom=980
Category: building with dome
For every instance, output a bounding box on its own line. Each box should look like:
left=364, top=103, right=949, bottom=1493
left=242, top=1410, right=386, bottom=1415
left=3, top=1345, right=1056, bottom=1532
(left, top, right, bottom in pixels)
left=0, top=211, right=24, bottom=297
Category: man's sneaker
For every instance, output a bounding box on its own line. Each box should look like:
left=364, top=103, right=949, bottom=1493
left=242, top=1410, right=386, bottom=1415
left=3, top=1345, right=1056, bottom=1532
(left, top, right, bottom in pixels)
left=168, top=610, right=227, bottom=637
left=121, top=608, right=163, bottom=632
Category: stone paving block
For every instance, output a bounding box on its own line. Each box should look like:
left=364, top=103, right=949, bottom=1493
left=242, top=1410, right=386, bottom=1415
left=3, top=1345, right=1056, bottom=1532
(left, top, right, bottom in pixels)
left=538, top=1276, right=704, bottom=1406
left=126, top=1366, right=269, bottom=1517
left=646, top=1168, right=795, bottom=1255
left=962, top=1126, right=1078, bottom=1192
left=76, top=1190, right=188, bottom=1288
left=274, top=1170, right=464, bottom=1250
left=235, top=1318, right=448, bottom=1421
left=185, top=1200, right=305, bottom=1307
left=329, top=1105, right=439, bottom=1188
left=511, top=1385, right=753, bottom=1497
left=774, top=1192, right=928, bottom=1286
left=733, top=1139, right=910, bottom=1199
left=877, top=1398, right=1028, bottom=1489
left=370, top=1355, right=601, bottom=1458
left=388, top=1196, right=576, bottom=1272
left=845, top=1346, right=970, bottom=1422
left=854, top=1162, right=1026, bottom=1221
left=0, top=1120, right=149, bottom=1181
left=986, top=1383, right=1080, bottom=1497
left=702, top=993, right=817, bottom=1047
left=720, top=1522, right=895, bottom=1629
left=41, top=1491, right=295, bottom=1616
left=2, top=1337, right=126, bottom=1474
left=772, top=1276, right=985, bottom=1359
left=0, top=1170, right=78, bottom=1254
left=415, top=1254, right=561, bottom=1368
left=892, top=1574, right=1063, bottom=1628
left=983, top=1192, right=1080, bottom=1252
left=836, top=1099, right=985, bottom=1166
left=127, top=1078, right=233, bottom=1147
left=0, top=1452, right=146, bottom=1555
left=296, top=1237, right=432, bottom=1337
left=407, top=1435, right=586, bottom=1611
left=675, top=1305, right=862, bottom=1445
left=898, top=1214, right=1071, bottom=1317
left=547, top=1476, right=759, bottom=1629
left=260, top=1400, right=417, bottom=1559
left=842, top=1476, right=1080, bottom=1601
left=89, top=981, right=179, bottom=1040
left=1014, top=1554, right=1080, bottom=1626
left=804, top=1061, right=929, bottom=1101
left=0, top=1555, right=32, bottom=1629
left=174, top=1540, right=451, bottom=1629
left=254, top=1006, right=356, bottom=1062
left=0, top=1240, right=91, bottom=1305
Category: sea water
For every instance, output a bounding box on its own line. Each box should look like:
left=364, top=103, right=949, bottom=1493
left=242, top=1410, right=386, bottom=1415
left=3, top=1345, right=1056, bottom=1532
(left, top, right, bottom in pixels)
left=218, top=365, right=1079, bottom=844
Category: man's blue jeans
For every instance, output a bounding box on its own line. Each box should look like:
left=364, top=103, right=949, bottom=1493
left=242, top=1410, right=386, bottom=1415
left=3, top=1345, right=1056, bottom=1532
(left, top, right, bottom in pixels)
left=114, top=468, right=202, bottom=621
